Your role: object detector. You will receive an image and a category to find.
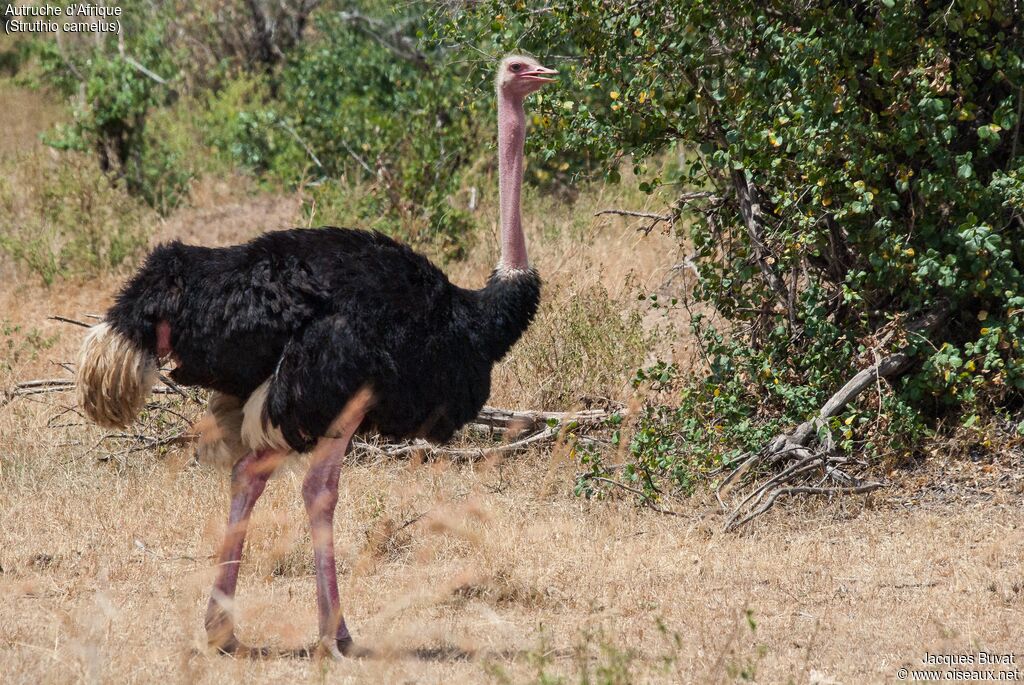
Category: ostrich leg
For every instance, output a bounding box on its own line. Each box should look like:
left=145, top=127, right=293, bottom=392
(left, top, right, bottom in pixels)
left=206, top=447, right=287, bottom=654
left=302, top=407, right=367, bottom=658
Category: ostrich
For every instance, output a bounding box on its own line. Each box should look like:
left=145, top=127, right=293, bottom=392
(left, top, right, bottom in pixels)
left=75, top=54, right=557, bottom=657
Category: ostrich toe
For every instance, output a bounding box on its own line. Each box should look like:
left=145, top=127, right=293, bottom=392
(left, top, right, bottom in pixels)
left=308, top=636, right=374, bottom=659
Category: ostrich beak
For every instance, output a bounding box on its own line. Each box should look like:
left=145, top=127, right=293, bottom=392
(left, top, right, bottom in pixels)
left=522, top=65, right=558, bottom=83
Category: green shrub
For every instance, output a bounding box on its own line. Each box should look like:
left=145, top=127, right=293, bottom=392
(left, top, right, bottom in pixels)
left=217, top=7, right=486, bottom=255
left=32, top=10, right=190, bottom=214
left=443, top=1, right=1024, bottom=492
left=200, top=2, right=599, bottom=255
left=18, top=1, right=598, bottom=254
left=201, top=75, right=289, bottom=174
left=1, top=320, right=59, bottom=374
left=0, top=151, right=149, bottom=285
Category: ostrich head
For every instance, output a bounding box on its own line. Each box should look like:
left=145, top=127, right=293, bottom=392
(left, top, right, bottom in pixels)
left=496, top=54, right=558, bottom=99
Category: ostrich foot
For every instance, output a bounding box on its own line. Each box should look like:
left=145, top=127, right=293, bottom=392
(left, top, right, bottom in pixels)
left=206, top=615, right=273, bottom=658
left=205, top=612, right=240, bottom=654
left=208, top=633, right=272, bottom=659
left=308, top=636, right=375, bottom=659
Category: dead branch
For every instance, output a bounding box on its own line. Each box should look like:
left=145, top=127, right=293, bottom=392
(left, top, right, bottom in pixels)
left=595, top=191, right=718, bottom=235
left=48, top=315, right=93, bottom=328
left=88, top=422, right=565, bottom=463
left=471, top=406, right=617, bottom=433
left=11, top=378, right=74, bottom=390
left=8, top=363, right=617, bottom=463
left=338, top=138, right=375, bottom=176
left=353, top=425, right=558, bottom=463
left=731, top=170, right=792, bottom=317
left=779, top=304, right=948, bottom=452
left=337, top=9, right=429, bottom=71
left=1, top=379, right=189, bottom=409
left=595, top=208, right=672, bottom=221
left=94, top=432, right=195, bottom=461
left=123, top=56, right=171, bottom=86
left=1, top=379, right=71, bottom=409
left=727, top=483, right=881, bottom=530
left=588, top=476, right=687, bottom=517
left=720, top=303, right=949, bottom=531
left=276, top=120, right=323, bottom=170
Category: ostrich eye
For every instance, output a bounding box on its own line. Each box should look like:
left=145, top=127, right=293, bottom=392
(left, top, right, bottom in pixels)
left=510, top=63, right=523, bottom=73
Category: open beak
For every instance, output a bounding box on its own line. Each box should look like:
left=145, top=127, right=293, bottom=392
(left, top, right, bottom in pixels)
left=521, top=65, right=558, bottom=83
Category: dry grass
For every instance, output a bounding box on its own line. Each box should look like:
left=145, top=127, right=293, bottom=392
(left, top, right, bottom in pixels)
left=1, top=81, right=1022, bottom=685
left=0, top=79, right=65, bottom=158
left=1, top=437, right=1021, bottom=684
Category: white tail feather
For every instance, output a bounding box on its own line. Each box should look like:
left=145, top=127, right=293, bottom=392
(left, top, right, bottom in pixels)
left=192, top=392, right=250, bottom=466
left=192, top=385, right=288, bottom=465
left=240, top=380, right=288, bottom=451
left=76, top=323, right=159, bottom=428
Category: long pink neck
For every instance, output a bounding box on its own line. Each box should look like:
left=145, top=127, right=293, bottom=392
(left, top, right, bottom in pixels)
left=497, top=90, right=529, bottom=274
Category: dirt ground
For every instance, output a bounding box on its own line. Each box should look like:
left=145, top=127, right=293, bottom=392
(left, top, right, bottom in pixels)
left=0, top=435, right=1021, bottom=684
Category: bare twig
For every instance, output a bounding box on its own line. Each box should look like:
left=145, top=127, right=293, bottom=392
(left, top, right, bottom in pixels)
left=339, top=138, right=375, bottom=176
left=48, top=315, right=92, bottom=328
left=1, top=379, right=72, bottom=409
left=276, top=120, right=323, bottom=170
left=87, top=422, right=568, bottom=463
left=731, top=170, right=792, bottom=318
left=719, top=303, right=949, bottom=531
left=123, top=56, right=171, bottom=86
left=2, top=380, right=186, bottom=406
left=595, top=208, right=672, bottom=221
left=727, top=482, right=882, bottom=530
left=595, top=191, right=717, bottom=236
left=11, top=379, right=74, bottom=390
left=589, top=476, right=687, bottom=517
left=594, top=207, right=673, bottom=236
left=95, top=432, right=195, bottom=460
left=353, top=426, right=557, bottom=462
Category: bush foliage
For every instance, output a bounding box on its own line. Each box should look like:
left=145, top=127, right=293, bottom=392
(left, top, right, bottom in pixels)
left=0, top=151, right=149, bottom=284
left=437, top=0, right=1024, bottom=493
left=12, top=1, right=1024, bottom=499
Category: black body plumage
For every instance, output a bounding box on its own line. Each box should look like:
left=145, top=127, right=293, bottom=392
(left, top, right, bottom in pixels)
left=105, top=228, right=541, bottom=452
